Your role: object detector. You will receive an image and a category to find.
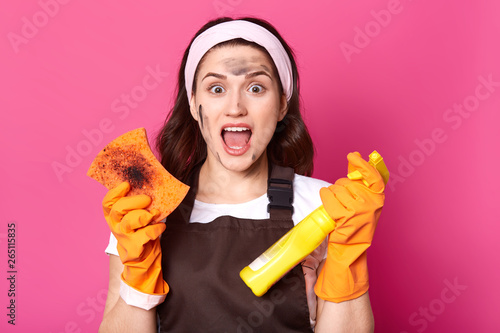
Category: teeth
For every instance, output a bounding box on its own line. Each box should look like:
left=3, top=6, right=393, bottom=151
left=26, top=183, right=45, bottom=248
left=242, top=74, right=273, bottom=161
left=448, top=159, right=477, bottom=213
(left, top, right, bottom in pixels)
left=223, top=127, right=250, bottom=132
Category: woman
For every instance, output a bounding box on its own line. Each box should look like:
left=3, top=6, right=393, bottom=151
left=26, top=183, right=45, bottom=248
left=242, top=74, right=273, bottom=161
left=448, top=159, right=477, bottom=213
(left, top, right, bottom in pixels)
left=99, top=17, right=384, bottom=332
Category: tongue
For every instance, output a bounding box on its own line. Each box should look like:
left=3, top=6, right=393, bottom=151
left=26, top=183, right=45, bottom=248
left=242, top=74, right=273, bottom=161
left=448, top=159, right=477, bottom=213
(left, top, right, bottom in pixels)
left=223, top=131, right=251, bottom=148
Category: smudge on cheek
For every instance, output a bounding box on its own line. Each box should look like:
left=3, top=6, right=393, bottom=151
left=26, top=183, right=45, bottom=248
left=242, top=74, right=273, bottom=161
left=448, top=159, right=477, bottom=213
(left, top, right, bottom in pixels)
left=198, top=104, right=212, bottom=144
left=197, top=105, right=204, bottom=127
left=252, top=154, right=256, bottom=161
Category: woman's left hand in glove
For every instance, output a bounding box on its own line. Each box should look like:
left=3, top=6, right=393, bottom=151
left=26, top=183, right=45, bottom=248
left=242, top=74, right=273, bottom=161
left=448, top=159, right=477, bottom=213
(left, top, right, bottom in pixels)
left=314, top=152, right=386, bottom=303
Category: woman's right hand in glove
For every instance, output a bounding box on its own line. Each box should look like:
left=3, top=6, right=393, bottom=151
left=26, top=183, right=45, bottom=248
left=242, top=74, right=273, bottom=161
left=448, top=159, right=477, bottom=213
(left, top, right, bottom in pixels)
left=102, top=182, right=169, bottom=309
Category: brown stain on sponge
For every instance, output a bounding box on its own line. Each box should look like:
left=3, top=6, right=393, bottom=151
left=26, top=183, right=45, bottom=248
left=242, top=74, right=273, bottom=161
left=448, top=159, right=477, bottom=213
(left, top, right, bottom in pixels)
left=87, top=128, right=189, bottom=222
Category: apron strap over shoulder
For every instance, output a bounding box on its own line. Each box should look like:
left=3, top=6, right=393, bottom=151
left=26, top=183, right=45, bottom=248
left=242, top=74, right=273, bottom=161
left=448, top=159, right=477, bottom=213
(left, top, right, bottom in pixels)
left=267, top=164, right=295, bottom=220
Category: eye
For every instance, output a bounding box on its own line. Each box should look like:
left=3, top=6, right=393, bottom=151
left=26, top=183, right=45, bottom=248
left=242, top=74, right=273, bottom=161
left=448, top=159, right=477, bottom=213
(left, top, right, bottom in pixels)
left=209, top=85, right=225, bottom=94
left=249, top=84, right=264, bottom=94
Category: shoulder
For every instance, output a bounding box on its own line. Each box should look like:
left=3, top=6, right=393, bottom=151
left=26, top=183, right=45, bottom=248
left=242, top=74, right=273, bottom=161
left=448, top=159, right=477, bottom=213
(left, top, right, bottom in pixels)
left=294, top=174, right=331, bottom=194
left=292, top=174, right=331, bottom=225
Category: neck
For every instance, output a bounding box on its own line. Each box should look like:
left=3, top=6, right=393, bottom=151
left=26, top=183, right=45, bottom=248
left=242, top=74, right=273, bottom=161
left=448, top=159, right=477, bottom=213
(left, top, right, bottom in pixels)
left=196, top=154, right=269, bottom=204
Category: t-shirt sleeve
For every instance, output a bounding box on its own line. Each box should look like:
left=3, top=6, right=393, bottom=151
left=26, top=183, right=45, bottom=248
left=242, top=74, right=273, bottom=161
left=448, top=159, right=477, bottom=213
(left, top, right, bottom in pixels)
left=105, top=232, right=119, bottom=256
left=293, top=174, right=332, bottom=260
left=292, top=174, right=332, bottom=226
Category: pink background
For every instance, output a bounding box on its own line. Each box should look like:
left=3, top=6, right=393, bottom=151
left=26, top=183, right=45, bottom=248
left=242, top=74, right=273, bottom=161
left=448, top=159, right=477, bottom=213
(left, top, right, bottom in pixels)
left=1, top=0, right=499, bottom=332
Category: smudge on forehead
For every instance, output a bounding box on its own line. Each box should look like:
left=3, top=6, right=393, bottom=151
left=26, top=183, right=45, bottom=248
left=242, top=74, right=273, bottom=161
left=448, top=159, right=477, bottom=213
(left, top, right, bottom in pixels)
left=223, top=57, right=250, bottom=76
left=222, top=56, right=270, bottom=76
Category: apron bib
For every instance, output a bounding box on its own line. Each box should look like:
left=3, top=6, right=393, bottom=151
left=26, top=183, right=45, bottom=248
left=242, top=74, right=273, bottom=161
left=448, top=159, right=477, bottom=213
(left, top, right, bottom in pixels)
left=157, top=165, right=312, bottom=332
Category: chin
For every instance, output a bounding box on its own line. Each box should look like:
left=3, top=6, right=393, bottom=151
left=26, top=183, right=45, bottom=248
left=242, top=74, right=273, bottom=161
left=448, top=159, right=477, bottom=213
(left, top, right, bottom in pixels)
left=220, top=152, right=265, bottom=173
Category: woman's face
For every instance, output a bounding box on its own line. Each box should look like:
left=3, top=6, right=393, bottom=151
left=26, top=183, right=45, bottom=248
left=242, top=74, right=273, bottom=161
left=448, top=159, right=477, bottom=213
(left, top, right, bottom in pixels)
left=190, top=44, right=287, bottom=173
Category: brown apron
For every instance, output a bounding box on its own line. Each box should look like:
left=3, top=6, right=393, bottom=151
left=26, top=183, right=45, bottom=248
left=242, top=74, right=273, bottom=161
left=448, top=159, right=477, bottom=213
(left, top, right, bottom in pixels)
left=157, top=164, right=313, bottom=332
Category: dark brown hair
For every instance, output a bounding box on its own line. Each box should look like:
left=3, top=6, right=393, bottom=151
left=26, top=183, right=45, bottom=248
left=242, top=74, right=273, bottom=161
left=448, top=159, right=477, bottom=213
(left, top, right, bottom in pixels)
left=156, top=17, right=314, bottom=182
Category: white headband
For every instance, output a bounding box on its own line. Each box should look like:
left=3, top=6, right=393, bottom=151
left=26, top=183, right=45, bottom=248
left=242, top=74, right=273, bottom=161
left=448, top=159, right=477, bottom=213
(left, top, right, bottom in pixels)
left=184, top=20, right=293, bottom=103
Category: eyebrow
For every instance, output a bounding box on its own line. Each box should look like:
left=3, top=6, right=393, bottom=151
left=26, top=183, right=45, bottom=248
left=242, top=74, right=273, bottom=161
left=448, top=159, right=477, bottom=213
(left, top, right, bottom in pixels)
left=202, top=72, right=227, bottom=81
left=245, top=71, right=272, bottom=80
left=201, top=70, right=273, bottom=81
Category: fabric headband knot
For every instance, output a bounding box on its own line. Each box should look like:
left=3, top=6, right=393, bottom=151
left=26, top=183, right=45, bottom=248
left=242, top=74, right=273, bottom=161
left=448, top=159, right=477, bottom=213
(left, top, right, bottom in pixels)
left=184, top=20, right=293, bottom=104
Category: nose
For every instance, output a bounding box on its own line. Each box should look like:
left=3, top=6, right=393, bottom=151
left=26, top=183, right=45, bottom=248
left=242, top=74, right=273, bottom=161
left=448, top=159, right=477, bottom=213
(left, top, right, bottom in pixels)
left=224, top=90, right=247, bottom=117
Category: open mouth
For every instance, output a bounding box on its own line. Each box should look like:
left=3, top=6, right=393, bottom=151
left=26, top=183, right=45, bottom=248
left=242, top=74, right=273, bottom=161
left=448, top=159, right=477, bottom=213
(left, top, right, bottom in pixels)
left=221, top=127, right=252, bottom=150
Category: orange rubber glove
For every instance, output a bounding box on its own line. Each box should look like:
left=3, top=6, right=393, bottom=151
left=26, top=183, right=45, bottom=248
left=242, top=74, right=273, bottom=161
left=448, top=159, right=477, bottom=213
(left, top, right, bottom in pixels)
left=103, top=182, right=169, bottom=303
left=314, top=152, right=385, bottom=303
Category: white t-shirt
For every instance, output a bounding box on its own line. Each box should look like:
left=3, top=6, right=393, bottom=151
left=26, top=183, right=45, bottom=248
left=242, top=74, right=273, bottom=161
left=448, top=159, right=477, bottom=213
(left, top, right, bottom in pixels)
left=105, top=174, right=331, bottom=255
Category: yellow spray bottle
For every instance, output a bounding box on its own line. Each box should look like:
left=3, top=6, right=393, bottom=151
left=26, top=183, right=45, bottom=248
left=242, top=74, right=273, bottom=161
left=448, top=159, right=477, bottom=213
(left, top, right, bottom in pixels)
left=240, top=150, right=389, bottom=297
